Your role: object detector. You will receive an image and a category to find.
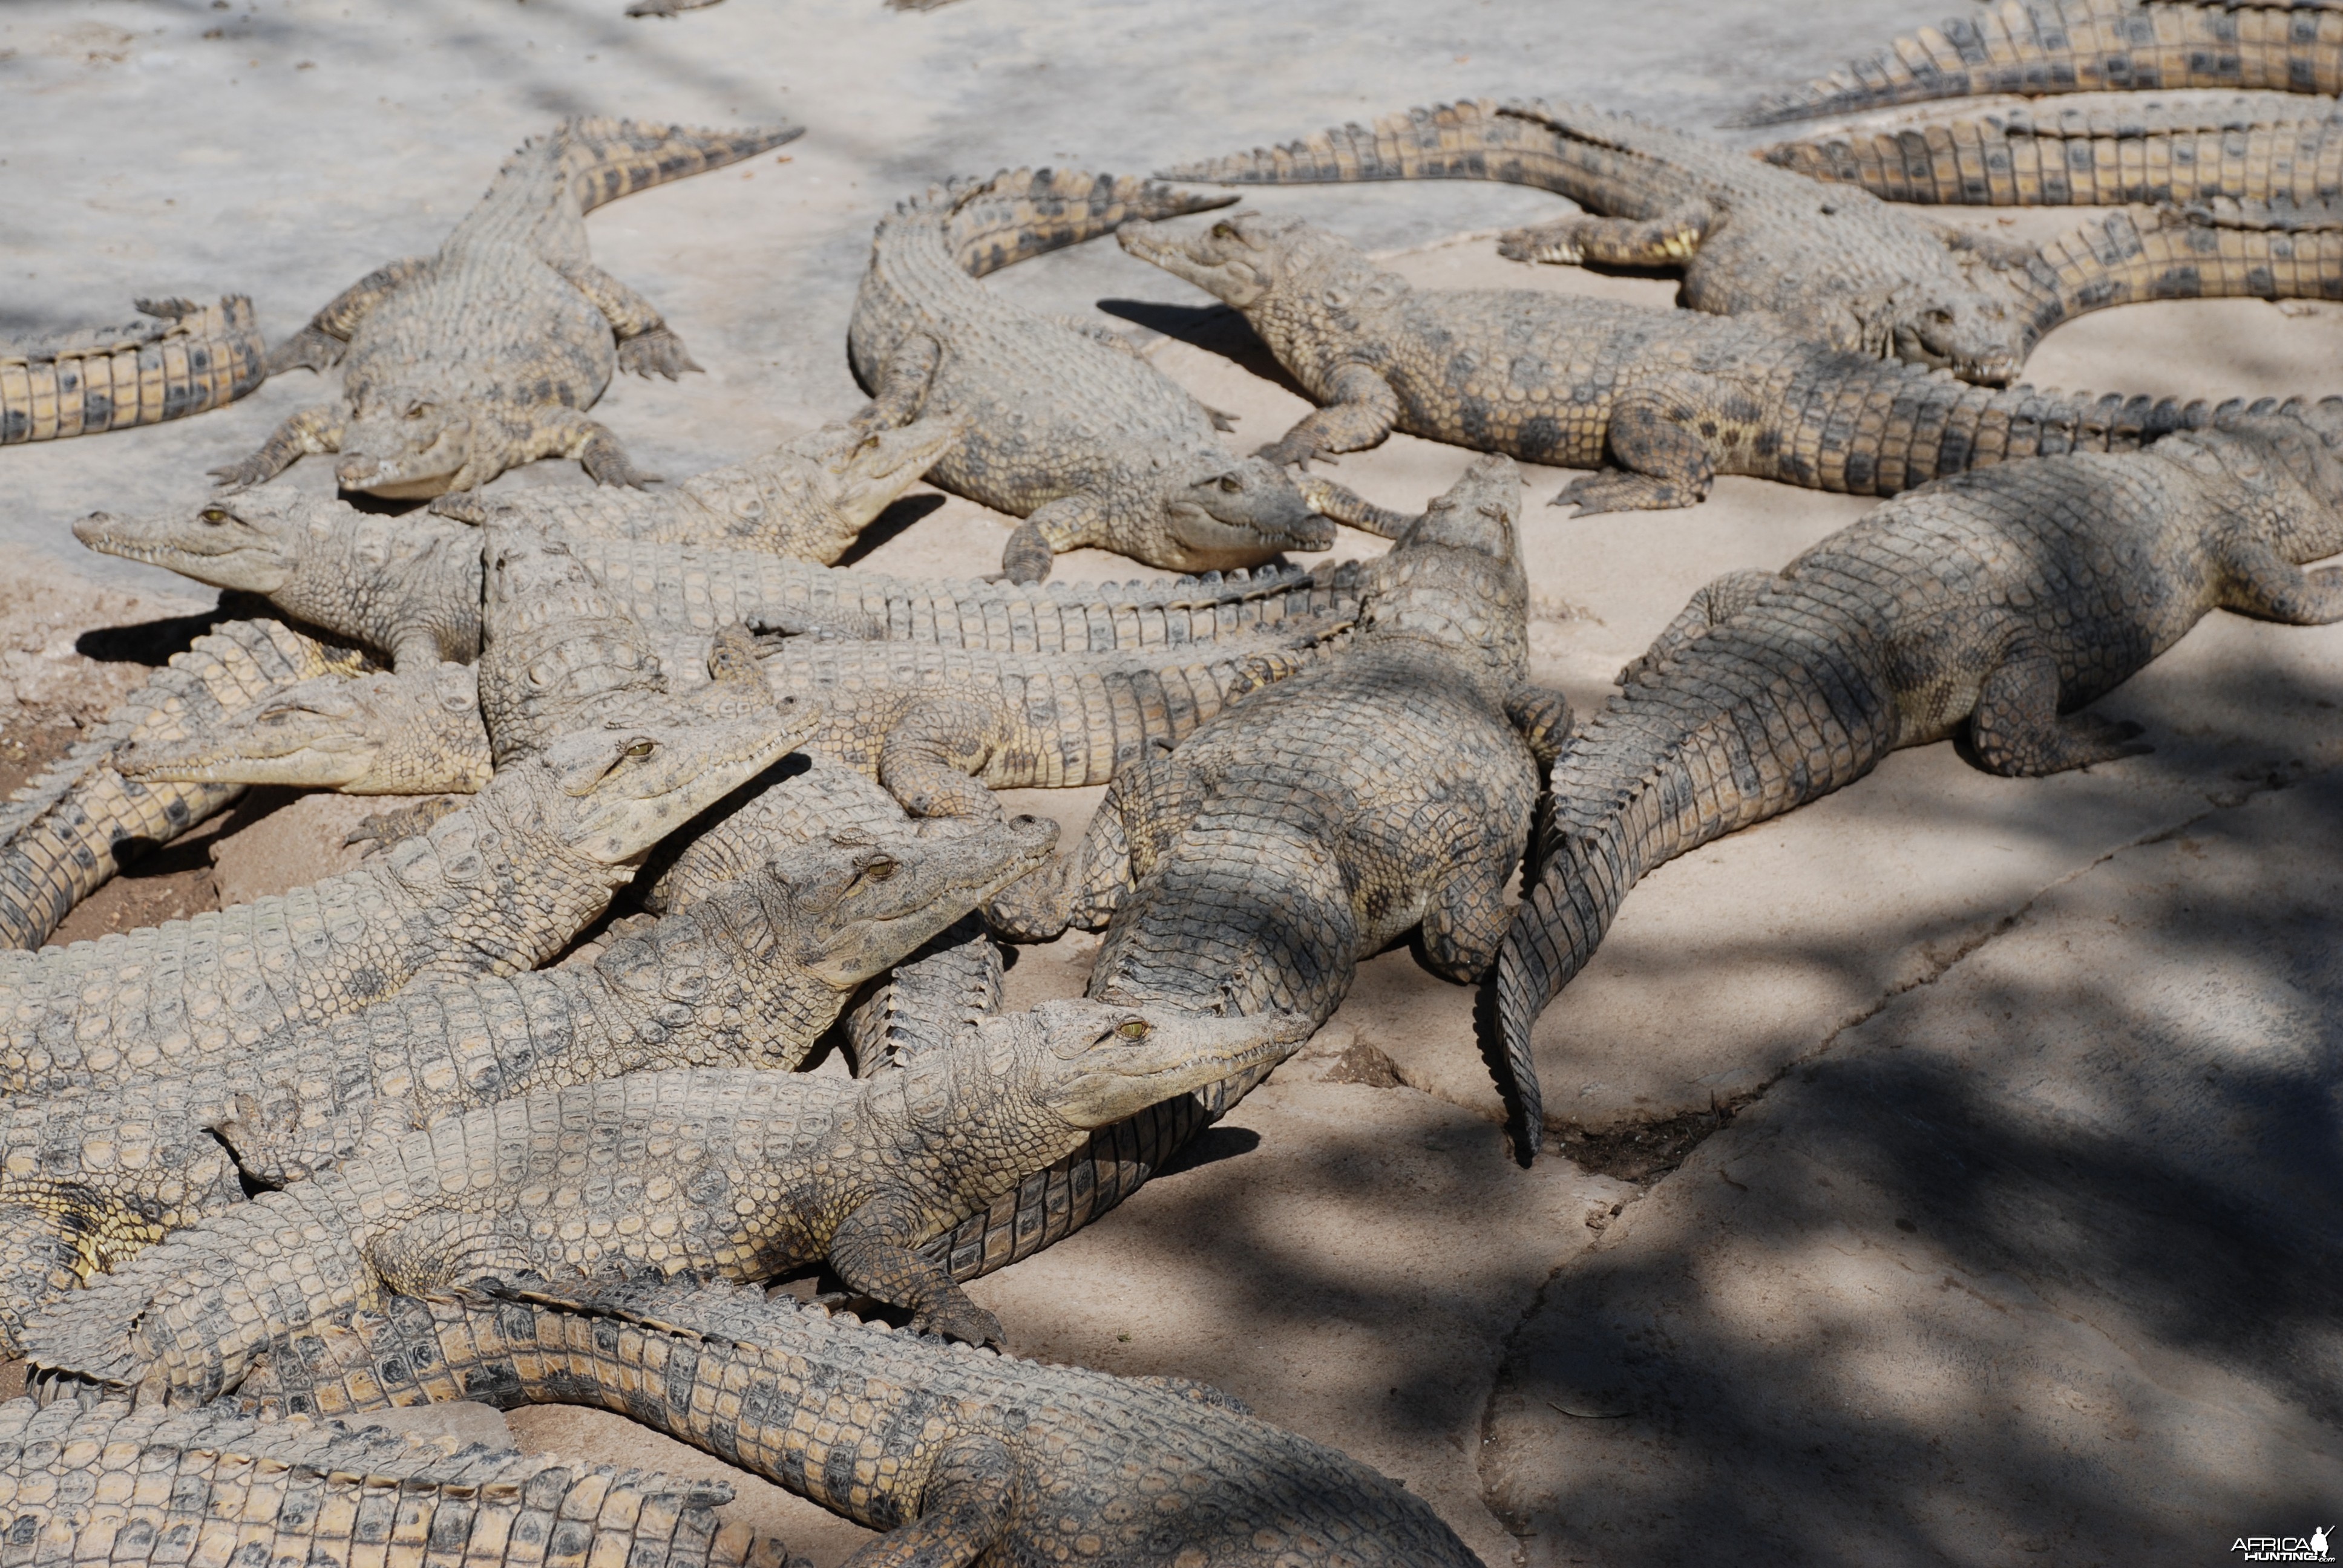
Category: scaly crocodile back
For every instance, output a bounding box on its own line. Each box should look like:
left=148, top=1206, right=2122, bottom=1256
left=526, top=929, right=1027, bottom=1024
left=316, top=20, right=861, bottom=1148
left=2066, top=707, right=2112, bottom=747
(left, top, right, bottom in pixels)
left=0, top=618, right=369, bottom=950
left=0, top=297, right=265, bottom=443
left=1730, top=0, right=2343, bottom=128
left=1763, top=92, right=2343, bottom=207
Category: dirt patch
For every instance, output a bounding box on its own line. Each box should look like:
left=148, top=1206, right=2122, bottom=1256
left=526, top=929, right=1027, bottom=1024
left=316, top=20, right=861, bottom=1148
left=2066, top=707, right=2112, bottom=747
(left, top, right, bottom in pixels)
left=1547, top=1101, right=1744, bottom=1184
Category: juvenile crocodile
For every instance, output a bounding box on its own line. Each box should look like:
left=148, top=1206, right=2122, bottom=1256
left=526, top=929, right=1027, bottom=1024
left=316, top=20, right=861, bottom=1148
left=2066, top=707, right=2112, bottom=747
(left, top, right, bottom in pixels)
left=1489, top=401, right=2343, bottom=1159
left=0, top=619, right=369, bottom=950
left=25, top=1002, right=1306, bottom=1403
left=218, top=117, right=799, bottom=497
left=0, top=1396, right=798, bottom=1568
left=119, top=662, right=493, bottom=796
left=1, top=296, right=266, bottom=443
left=1732, top=0, right=2343, bottom=129
left=1119, top=211, right=2209, bottom=512
left=0, top=707, right=816, bottom=1097
left=0, top=821, right=1049, bottom=1348
left=432, top=416, right=962, bottom=563
left=76, top=485, right=1362, bottom=669
left=848, top=167, right=1334, bottom=580
left=1761, top=91, right=2343, bottom=208
left=239, top=1274, right=1487, bottom=1567
left=1161, top=99, right=2343, bottom=381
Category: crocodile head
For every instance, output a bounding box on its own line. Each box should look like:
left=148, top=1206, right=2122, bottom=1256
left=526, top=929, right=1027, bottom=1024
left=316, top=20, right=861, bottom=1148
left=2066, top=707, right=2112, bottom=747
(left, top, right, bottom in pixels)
left=72, top=485, right=326, bottom=592
left=953, top=998, right=1313, bottom=1131
left=1159, top=452, right=1335, bottom=569
left=776, top=413, right=965, bottom=533
left=117, top=664, right=492, bottom=795
left=697, top=815, right=1057, bottom=994
left=540, top=698, right=823, bottom=865
left=1883, top=280, right=2026, bottom=388
left=1119, top=212, right=1324, bottom=310
left=335, top=385, right=482, bottom=498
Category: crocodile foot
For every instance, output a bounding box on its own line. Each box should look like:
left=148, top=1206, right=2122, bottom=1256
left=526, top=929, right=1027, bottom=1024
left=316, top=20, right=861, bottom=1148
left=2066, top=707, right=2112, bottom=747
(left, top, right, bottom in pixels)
left=1553, top=469, right=1704, bottom=515
left=617, top=328, right=701, bottom=380
left=344, top=795, right=466, bottom=855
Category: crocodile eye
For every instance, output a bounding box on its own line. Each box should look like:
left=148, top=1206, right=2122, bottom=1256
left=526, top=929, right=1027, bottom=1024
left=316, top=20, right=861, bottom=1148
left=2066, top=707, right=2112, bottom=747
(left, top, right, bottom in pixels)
left=1211, top=221, right=1239, bottom=240
left=860, top=856, right=897, bottom=882
left=1116, top=1018, right=1150, bottom=1040
left=199, top=507, right=230, bottom=524
left=623, top=740, right=655, bottom=759
left=1217, top=474, right=1244, bottom=494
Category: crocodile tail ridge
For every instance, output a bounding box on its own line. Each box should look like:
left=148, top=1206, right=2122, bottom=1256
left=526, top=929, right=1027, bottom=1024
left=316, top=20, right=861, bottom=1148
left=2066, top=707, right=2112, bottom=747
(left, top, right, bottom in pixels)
left=2019, top=206, right=2343, bottom=339
left=559, top=117, right=805, bottom=214
left=1158, top=99, right=1537, bottom=187
left=914, top=168, right=1238, bottom=278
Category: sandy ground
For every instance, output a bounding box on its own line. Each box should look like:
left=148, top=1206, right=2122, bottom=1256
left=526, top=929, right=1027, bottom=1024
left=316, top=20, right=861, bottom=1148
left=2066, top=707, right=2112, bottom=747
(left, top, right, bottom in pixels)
left=5, top=2, right=2343, bottom=1563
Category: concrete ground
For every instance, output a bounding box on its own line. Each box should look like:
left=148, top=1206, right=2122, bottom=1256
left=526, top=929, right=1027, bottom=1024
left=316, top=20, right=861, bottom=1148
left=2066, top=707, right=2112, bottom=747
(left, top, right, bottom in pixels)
left=5, top=2, right=2342, bottom=1563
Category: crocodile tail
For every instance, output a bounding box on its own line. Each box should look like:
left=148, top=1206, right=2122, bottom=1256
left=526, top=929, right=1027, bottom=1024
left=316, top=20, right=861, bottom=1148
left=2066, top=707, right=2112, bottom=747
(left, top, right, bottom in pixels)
left=1728, top=0, right=2343, bottom=129
left=22, top=1181, right=372, bottom=1405
left=1158, top=98, right=1576, bottom=191
left=0, top=297, right=264, bottom=443
left=1488, top=618, right=1901, bottom=1161
left=2016, top=205, right=2343, bottom=338
left=0, top=618, right=369, bottom=951
left=929, top=168, right=1238, bottom=278
left=558, top=117, right=805, bottom=214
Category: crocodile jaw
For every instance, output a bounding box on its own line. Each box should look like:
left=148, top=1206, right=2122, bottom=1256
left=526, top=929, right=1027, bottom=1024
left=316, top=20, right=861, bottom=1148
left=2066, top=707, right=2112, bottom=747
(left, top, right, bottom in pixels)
left=1116, top=218, right=1270, bottom=308
left=73, top=503, right=295, bottom=593
left=1024, top=1002, right=1313, bottom=1128
left=802, top=814, right=1058, bottom=988
left=555, top=696, right=824, bottom=866
left=805, top=413, right=965, bottom=531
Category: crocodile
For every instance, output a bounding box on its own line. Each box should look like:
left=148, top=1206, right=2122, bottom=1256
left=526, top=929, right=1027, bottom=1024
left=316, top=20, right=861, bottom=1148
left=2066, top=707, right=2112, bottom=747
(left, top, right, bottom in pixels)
left=1731, top=0, right=2343, bottom=129
left=75, top=485, right=1363, bottom=670
left=118, top=662, right=493, bottom=796
left=1, top=296, right=266, bottom=443
left=1488, top=400, right=2343, bottom=1160
left=1159, top=99, right=2343, bottom=382
left=1760, top=91, right=2343, bottom=209
left=0, top=619, right=369, bottom=951
left=430, top=416, right=963, bottom=563
left=216, top=117, right=799, bottom=497
left=237, top=1274, right=1487, bottom=1567
left=0, top=820, right=1050, bottom=1349
left=0, top=1396, right=799, bottom=1568
left=1118, top=210, right=2211, bottom=512
left=848, top=167, right=1335, bottom=581
left=24, top=1002, right=1308, bottom=1403
left=0, top=706, right=817, bottom=1099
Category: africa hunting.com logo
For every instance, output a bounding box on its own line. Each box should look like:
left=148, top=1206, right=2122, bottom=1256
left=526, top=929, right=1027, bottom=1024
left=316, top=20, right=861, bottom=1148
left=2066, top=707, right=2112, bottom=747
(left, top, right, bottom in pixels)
left=2233, top=1529, right=2334, bottom=1563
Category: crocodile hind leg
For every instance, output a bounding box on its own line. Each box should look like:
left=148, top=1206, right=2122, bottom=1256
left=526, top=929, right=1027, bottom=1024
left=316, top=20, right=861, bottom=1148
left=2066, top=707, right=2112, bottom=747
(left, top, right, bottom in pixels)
left=1969, top=641, right=2150, bottom=777
left=847, top=1437, right=1017, bottom=1564
left=1619, top=567, right=1781, bottom=684
left=2215, top=539, right=2343, bottom=626
left=554, top=260, right=701, bottom=379
left=1556, top=385, right=1718, bottom=514
left=1497, top=200, right=1717, bottom=267
left=0, top=1188, right=169, bottom=1356
left=211, top=405, right=346, bottom=489
left=267, top=257, right=430, bottom=374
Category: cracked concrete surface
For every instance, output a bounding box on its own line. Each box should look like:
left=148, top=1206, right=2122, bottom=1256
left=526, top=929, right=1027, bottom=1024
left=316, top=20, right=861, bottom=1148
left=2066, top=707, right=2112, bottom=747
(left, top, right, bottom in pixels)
left=5, top=0, right=2342, bottom=1561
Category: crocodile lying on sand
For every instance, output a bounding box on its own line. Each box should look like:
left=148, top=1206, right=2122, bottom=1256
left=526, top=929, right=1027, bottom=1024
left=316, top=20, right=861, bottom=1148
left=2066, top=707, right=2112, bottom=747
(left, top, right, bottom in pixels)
left=1732, top=0, right=2343, bottom=129
left=0, top=822, right=1047, bottom=1349
left=217, top=117, right=799, bottom=497
left=0, top=619, right=369, bottom=951
left=1489, top=401, right=2343, bottom=1159
left=849, top=168, right=1333, bottom=581
left=77, top=486, right=1360, bottom=670
left=1120, top=211, right=2210, bottom=512
left=240, top=1274, right=1487, bottom=1567
left=0, top=1397, right=797, bottom=1568
left=1, top=296, right=266, bottom=443
left=1161, top=99, right=2343, bottom=383
left=1761, top=91, right=2343, bottom=210
left=0, top=707, right=814, bottom=1098
left=430, top=416, right=962, bottom=562
left=25, top=1001, right=1305, bottom=1403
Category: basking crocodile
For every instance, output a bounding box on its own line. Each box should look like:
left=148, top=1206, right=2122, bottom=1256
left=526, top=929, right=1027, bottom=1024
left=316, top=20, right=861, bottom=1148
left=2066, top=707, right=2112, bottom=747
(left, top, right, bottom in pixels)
left=1489, top=401, right=2343, bottom=1159
left=848, top=167, right=1334, bottom=581
left=0, top=1396, right=798, bottom=1568
left=0, top=619, right=369, bottom=951
left=1161, top=99, right=2343, bottom=382
left=431, top=416, right=962, bottom=563
left=1732, top=0, right=2343, bottom=129
left=217, top=117, right=799, bottom=497
left=1119, top=211, right=2210, bottom=512
left=119, top=661, right=492, bottom=796
left=239, top=1274, right=1487, bottom=1567
left=1761, top=91, right=2343, bottom=209
left=0, top=707, right=816, bottom=1098
left=76, top=485, right=1361, bottom=670
left=1, top=296, right=266, bottom=443
left=25, top=1002, right=1306, bottom=1403
left=0, top=821, right=1049, bottom=1349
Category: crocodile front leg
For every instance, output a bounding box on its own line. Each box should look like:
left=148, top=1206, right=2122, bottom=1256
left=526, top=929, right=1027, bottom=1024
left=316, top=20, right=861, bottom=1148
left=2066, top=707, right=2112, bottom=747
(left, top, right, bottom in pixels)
left=852, top=333, right=943, bottom=433
left=532, top=407, right=659, bottom=488
left=1498, top=200, right=1716, bottom=267
left=555, top=261, right=703, bottom=379
left=1000, top=492, right=1105, bottom=584
left=211, top=405, right=346, bottom=488
left=828, top=1191, right=1006, bottom=1347
left=841, top=1437, right=1017, bottom=1568
left=1256, top=362, right=1400, bottom=468
left=878, top=694, right=1006, bottom=820
left=267, top=257, right=430, bottom=374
